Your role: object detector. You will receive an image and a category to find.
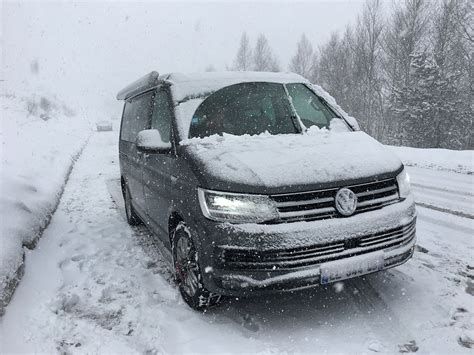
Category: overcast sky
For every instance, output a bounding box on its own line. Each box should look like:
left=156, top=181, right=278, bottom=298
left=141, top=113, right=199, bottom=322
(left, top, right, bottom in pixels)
left=2, top=0, right=365, bottom=116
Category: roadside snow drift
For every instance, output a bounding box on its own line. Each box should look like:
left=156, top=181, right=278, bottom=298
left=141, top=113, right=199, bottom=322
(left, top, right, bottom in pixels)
left=388, top=145, right=473, bottom=174
left=0, top=91, right=90, bottom=313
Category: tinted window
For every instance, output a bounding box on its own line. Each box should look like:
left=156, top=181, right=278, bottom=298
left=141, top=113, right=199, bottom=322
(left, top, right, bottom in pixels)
left=120, top=92, right=153, bottom=142
left=189, top=82, right=298, bottom=138
left=151, top=90, right=172, bottom=143
left=286, top=83, right=338, bottom=128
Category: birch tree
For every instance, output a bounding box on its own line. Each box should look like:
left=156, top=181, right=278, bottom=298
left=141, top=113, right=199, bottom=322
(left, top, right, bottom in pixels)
left=289, top=34, right=317, bottom=80
left=253, top=34, right=280, bottom=72
left=233, top=32, right=253, bottom=71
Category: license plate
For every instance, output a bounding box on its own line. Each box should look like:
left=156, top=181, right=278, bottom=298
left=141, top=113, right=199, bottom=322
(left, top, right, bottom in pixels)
left=320, top=251, right=385, bottom=285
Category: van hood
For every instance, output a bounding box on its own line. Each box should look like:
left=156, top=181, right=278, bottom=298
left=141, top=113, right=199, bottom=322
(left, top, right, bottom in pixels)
left=181, top=131, right=403, bottom=194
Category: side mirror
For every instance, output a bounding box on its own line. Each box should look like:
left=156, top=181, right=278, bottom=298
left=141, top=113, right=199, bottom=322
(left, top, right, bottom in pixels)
left=136, top=129, right=172, bottom=153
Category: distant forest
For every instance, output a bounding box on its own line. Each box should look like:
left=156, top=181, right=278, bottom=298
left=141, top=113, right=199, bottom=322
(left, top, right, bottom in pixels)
left=212, top=0, right=473, bottom=150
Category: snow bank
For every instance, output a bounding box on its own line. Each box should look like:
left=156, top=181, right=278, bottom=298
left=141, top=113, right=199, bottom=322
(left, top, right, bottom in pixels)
left=0, top=91, right=90, bottom=313
left=388, top=145, right=473, bottom=174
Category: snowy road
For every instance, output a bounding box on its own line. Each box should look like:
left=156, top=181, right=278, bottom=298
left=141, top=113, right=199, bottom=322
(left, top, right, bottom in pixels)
left=1, top=132, right=473, bottom=354
left=408, top=167, right=474, bottom=218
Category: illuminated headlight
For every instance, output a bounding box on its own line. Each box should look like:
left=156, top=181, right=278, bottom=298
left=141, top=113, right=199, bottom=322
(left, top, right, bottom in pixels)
left=396, top=169, right=411, bottom=198
left=198, top=188, right=279, bottom=223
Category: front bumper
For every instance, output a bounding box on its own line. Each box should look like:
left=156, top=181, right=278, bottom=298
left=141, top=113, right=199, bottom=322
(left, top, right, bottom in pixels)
left=192, top=196, right=417, bottom=296
left=214, top=236, right=415, bottom=295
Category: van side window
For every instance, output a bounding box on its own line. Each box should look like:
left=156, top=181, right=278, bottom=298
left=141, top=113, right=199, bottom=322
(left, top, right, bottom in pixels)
left=120, top=92, right=153, bottom=142
left=151, top=90, right=172, bottom=143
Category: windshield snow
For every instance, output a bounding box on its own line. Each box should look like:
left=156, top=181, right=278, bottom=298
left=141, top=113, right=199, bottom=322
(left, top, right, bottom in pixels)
left=187, top=82, right=346, bottom=139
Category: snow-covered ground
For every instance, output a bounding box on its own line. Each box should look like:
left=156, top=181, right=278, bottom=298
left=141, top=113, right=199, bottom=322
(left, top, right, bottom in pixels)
left=0, top=92, right=90, bottom=313
left=388, top=145, right=473, bottom=175
left=1, top=131, right=472, bottom=353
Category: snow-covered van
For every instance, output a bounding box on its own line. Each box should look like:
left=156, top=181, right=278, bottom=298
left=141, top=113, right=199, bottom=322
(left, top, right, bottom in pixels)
left=117, top=71, right=416, bottom=310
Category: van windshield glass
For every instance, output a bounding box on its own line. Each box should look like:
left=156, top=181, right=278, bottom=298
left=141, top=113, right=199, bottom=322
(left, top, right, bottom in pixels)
left=286, top=83, right=340, bottom=129
left=189, top=82, right=300, bottom=139
left=188, top=82, right=343, bottom=139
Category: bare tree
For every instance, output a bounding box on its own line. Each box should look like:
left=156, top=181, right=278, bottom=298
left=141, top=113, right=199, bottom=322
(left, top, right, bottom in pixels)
left=312, top=0, right=471, bottom=149
left=383, top=0, right=430, bottom=89
left=253, top=34, right=280, bottom=72
left=317, top=30, right=353, bottom=110
left=233, top=32, right=253, bottom=71
left=453, top=0, right=474, bottom=44
left=349, top=0, right=385, bottom=137
left=382, top=0, right=430, bottom=144
left=315, top=1, right=385, bottom=137
left=430, top=0, right=473, bottom=148
left=289, top=34, right=316, bottom=80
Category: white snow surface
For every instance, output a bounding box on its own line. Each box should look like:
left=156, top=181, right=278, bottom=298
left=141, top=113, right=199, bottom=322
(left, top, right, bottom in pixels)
left=182, top=130, right=402, bottom=188
left=136, top=129, right=170, bottom=149
left=0, top=92, right=90, bottom=310
left=1, top=131, right=472, bottom=354
left=167, top=71, right=308, bottom=102
left=389, top=145, right=473, bottom=174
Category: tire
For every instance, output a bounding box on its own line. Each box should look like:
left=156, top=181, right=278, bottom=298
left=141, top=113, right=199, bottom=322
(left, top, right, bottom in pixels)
left=123, top=184, right=142, bottom=226
left=172, top=221, right=221, bottom=311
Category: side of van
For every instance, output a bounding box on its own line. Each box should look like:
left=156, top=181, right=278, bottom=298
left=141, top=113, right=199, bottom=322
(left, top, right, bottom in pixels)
left=117, top=71, right=416, bottom=310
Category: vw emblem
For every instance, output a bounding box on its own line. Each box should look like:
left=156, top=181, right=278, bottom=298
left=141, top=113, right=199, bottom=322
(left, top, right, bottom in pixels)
left=335, top=188, right=358, bottom=216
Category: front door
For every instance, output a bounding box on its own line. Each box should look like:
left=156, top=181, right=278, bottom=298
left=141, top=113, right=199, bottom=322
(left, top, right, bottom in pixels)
left=120, top=91, right=154, bottom=217
left=143, top=89, right=176, bottom=245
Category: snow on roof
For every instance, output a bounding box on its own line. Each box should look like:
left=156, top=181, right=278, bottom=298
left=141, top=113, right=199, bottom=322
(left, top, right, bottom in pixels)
left=117, top=71, right=160, bottom=100
left=164, top=71, right=309, bottom=103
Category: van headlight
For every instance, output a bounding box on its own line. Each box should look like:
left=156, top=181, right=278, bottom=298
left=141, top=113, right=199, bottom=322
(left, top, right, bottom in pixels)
left=396, top=169, right=411, bottom=198
left=198, top=188, right=279, bottom=223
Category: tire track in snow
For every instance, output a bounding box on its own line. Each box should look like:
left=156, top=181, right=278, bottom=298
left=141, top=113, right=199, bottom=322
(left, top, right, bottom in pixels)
left=0, top=135, right=90, bottom=315
left=416, top=203, right=474, bottom=220
left=412, top=182, right=474, bottom=198
left=345, top=277, right=419, bottom=353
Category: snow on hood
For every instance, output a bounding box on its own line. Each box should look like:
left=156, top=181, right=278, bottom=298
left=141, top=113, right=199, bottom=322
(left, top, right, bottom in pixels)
left=181, top=130, right=403, bottom=194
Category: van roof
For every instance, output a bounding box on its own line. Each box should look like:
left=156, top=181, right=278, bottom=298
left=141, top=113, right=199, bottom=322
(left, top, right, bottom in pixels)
left=163, top=71, right=308, bottom=103
left=117, top=71, right=308, bottom=101
left=162, top=71, right=306, bottom=85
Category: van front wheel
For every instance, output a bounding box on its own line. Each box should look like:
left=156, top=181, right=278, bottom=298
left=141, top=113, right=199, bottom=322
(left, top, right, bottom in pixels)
left=172, top=222, right=221, bottom=311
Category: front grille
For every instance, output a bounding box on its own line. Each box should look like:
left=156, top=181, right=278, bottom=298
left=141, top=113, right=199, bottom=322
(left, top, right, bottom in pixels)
left=271, top=178, right=399, bottom=222
left=219, top=218, right=416, bottom=271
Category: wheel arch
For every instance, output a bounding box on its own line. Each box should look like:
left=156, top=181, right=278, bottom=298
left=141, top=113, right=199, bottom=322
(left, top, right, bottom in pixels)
left=168, top=211, right=184, bottom=247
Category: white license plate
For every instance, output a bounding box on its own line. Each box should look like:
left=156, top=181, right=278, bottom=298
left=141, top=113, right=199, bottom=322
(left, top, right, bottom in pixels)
left=320, top=251, right=385, bottom=285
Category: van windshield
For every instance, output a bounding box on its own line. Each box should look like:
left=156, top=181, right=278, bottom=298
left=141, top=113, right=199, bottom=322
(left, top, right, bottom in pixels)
left=188, top=82, right=342, bottom=139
